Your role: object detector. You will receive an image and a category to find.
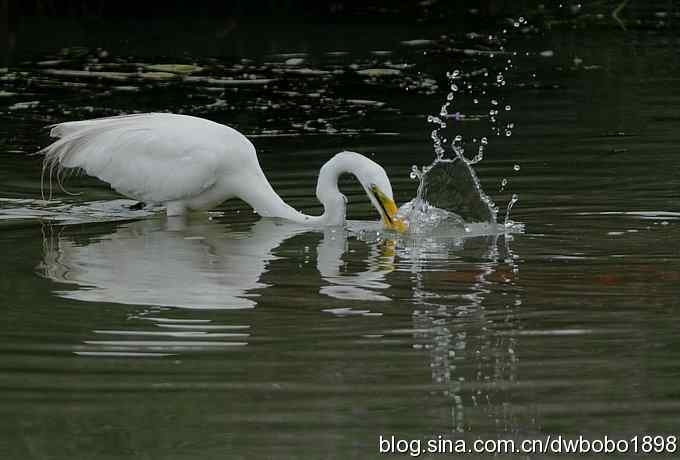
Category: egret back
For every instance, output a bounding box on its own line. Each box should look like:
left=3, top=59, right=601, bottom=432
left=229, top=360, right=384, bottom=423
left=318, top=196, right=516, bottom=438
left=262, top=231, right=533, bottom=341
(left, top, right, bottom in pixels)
left=39, top=113, right=256, bottom=204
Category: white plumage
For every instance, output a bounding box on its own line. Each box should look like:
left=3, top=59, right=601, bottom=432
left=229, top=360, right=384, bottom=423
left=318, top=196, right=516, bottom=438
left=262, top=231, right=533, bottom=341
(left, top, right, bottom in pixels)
left=43, top=113, right=240, bottom=203
left=39, top=113, right=405, bottom=229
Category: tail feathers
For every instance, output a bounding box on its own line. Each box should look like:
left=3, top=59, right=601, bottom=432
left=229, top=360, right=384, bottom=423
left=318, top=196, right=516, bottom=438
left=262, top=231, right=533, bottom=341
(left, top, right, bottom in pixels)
left=38, top=114, right=160, bottom=200
left=47, top=113, right=159, bottom=138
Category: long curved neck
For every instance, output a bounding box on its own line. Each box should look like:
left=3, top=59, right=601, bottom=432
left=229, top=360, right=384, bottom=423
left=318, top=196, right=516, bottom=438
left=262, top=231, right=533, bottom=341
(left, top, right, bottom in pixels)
left=237, top=154, right=355, bottom=226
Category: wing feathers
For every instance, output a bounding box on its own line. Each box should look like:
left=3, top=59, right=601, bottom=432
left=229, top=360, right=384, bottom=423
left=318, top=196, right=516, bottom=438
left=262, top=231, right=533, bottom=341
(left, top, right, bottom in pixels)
left=39, top=114, right=221, bottom=203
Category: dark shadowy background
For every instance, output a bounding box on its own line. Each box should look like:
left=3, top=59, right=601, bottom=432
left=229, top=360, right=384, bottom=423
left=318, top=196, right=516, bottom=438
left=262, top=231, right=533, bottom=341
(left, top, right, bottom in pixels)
left=2, top=1, right=679, bottom=66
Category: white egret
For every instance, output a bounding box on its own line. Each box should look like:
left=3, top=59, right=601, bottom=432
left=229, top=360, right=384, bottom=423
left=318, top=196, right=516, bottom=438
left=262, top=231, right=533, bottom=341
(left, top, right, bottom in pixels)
left=39, top=113, right=406, bottom=230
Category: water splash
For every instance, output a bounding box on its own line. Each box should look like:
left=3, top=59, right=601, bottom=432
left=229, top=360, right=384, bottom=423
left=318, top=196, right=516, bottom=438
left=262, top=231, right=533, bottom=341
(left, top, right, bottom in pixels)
left=504, top=193, right=519, bottom=228
left=398, top=19, right=529, bottom=236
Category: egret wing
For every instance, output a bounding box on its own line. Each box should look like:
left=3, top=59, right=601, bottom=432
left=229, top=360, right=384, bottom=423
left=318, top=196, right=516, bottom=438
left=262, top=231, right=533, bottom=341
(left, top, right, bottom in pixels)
left=40, top=114, right=221, bottom=203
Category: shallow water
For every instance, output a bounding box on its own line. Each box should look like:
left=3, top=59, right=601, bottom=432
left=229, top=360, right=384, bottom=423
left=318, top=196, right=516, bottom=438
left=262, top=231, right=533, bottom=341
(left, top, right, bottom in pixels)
left=1, top=15, right=680, bottom=460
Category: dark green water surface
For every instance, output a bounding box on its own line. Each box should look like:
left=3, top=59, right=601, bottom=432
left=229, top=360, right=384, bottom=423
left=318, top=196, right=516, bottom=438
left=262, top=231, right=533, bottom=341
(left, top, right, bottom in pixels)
left=1, top=16, right=679, bottom=460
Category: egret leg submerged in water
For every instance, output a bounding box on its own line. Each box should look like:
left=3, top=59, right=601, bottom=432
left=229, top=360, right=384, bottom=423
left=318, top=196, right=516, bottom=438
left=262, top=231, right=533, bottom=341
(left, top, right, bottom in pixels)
left=38, top=113, right=406, bottom=231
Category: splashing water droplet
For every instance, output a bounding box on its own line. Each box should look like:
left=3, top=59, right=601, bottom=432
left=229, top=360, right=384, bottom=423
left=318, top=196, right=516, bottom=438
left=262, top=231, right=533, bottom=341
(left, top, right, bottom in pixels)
left=504, top=194, right=519, bottom=228
left=406, top=61, right=522, bottom=233
left=427, top=115, right=446, bottom=128
left=470, top=144, right=484, bottom=164
left=410, top=165, right=422, bottom=181
left=513, top=164, right=521, bottom=171
left=451, top=135, right=466, bottom=159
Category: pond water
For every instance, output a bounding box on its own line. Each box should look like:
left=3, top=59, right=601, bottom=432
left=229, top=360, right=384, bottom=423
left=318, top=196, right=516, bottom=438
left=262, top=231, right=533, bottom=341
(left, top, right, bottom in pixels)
left=1, top=13, right=680, bottom=460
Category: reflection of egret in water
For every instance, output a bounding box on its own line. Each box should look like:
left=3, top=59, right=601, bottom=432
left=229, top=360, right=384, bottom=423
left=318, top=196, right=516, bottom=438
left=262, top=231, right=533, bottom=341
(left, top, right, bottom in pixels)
left=41, top=216, right=398, bottom=308
left=318, top=224, right=395, bottom=302
left=400, top=230, right=525, bottom=434
left=40, top=217, right=315, bottom=356
left=41, top=217, right=311, bottom=309
left=38, top=215, right=400, bottom=355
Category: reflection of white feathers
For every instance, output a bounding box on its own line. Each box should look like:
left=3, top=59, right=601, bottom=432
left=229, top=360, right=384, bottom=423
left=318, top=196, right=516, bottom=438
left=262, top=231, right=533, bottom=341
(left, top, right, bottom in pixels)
left=40, top=217, right=398, bottom=309
left=41, top=218, right=308, bottom=309
left=317, top=227, right=393, bottom=302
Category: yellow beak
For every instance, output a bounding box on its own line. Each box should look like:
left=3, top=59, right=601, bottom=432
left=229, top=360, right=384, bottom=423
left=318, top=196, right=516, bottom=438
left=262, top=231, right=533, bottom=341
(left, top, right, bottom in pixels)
left=371, top=186, right=407, bottom=232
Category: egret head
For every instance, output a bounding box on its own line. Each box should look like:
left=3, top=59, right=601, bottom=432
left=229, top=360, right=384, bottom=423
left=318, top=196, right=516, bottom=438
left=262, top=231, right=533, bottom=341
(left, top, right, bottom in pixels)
left=353, top=156, right=407, bottom=233
left=318, top=151, right=407, bottom=231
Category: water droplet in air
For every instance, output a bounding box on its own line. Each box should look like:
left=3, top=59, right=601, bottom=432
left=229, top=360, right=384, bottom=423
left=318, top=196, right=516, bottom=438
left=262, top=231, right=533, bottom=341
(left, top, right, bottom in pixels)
left=513, top=164, right=521, bottom=171
left=513, top=21, right=520, bottom=27
left=410, top=165, right=424, bottom=181
left=505, top=130, right=512, bottom=136
left=491, top=99, right=498, bottom=105
left=473, top=98, right=479, bottom=104
left=481, top=137, right=488, bottom=145
left=450, top=84, right=459, bottom=92
left=446, top=92, right=454, bottom=101
left=504, top=194, right=519, bottom=227
left=505, top=105, right=511, bottom=111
